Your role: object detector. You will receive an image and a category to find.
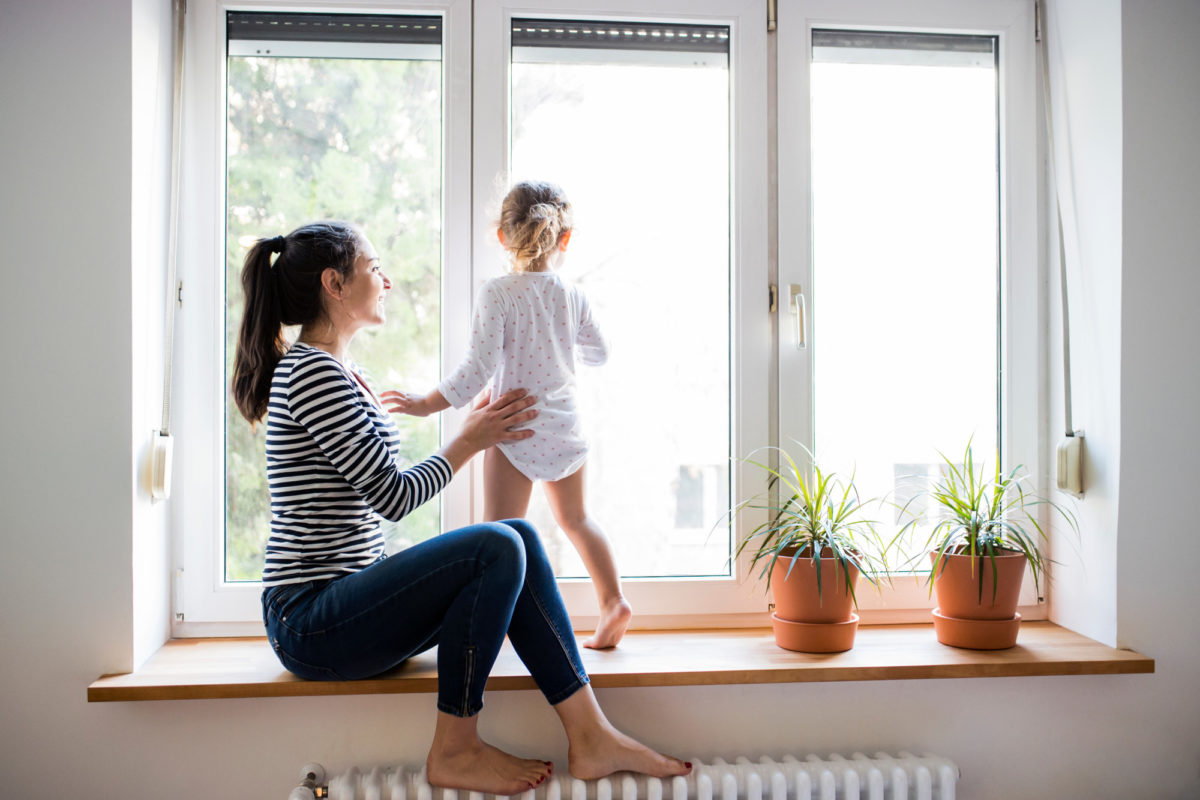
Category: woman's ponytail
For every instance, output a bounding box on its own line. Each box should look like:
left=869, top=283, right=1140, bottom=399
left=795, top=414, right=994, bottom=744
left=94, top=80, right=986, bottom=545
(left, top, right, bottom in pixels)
left=231, top=221, right=362, bottom=424
left=232, top=238, right=286, bottom=424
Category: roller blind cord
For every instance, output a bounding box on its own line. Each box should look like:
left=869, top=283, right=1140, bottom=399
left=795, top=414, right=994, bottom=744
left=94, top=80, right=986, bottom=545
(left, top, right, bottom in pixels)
left=161, top=0, right=186, bottom=438
left=151, top=0, right=185, bottom=501
left=1038, top=5, right=1075, bottom=439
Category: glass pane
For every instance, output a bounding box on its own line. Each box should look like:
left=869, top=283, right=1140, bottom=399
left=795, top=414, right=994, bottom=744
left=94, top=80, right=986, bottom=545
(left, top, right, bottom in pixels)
left=809, top=32, right=999, bottom=569
left=510, top=27, right=731, bottom=578
left=224, top=40, right=442, bottom=582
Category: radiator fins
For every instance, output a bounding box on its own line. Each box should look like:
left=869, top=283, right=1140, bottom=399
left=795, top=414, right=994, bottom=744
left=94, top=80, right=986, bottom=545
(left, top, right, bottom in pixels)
left=292, top=753, right=958, bottom=800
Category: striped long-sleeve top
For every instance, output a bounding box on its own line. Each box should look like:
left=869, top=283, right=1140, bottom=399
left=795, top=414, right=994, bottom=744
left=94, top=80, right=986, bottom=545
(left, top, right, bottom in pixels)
left=262, top=342, right=452, bottom=587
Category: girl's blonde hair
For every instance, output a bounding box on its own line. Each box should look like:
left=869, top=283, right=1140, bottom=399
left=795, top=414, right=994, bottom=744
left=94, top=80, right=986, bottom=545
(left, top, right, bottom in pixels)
left=498, top=180, right=573, bottom=272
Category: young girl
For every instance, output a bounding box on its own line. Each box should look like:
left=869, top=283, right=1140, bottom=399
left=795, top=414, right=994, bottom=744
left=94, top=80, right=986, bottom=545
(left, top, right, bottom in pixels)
left=387, top=180, right=632, bottom=649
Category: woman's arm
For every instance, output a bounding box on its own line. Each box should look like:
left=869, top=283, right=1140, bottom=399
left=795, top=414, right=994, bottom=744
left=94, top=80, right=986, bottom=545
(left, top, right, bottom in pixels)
left=286, top=353, right=451, bottom=521
left=435, top=389, right=538, bottom=474
left=287, top=352, right=536, bottom=521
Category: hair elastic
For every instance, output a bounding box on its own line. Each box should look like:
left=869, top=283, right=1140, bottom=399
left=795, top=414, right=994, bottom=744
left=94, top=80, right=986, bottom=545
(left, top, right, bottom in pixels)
left=267, top=235, right=286, bottom=254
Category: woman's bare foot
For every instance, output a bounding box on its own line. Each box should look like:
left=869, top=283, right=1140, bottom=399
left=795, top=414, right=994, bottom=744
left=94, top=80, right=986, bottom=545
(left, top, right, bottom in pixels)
left=427, top=740, right=551, bottom=794
left=566, top=719, right=690, bottom=781
left=584, top=598, right=633, bottom=650
left=427, top=711, right=552, bottom=794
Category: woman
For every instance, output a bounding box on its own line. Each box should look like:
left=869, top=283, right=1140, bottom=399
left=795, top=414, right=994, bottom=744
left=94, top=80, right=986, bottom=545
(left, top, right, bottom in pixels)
left=232, top=221, right=690, bottom=794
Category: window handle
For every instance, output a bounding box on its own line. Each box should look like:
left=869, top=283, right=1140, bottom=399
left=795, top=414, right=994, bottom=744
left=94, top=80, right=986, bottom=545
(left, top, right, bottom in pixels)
left=788, top=284, right=807, bottom=349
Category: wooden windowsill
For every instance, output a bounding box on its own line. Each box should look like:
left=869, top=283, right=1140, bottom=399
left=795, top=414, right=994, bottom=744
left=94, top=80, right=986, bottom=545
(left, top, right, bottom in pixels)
left=87, top=621, right=1153, bottom=702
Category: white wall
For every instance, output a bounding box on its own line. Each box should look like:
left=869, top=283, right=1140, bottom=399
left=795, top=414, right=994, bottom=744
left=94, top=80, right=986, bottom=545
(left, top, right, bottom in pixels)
left=1, top=1, right=1198, bottom=798
left=1043, top=0, right=1123, bottom=646
left=131, top=0, right=175, bottom=668
left=1116, top=0, right=1200, bottom=752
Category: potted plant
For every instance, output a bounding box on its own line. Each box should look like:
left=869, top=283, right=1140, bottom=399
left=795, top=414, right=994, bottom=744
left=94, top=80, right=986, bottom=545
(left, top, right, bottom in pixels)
left=731, top=447, right=889, bottom=653
left=898, top=443, right=1077, bottom=649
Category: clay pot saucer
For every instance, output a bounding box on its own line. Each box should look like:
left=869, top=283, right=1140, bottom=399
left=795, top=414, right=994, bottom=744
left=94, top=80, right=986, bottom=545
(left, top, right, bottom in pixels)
left=771, top=612, right=860, bottom=653
left=932, top=608, right=1021, bottom=650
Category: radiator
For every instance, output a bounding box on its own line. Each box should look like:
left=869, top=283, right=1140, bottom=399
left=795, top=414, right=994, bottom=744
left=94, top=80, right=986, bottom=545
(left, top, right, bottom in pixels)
left=291, top=753, right=958, bottom=800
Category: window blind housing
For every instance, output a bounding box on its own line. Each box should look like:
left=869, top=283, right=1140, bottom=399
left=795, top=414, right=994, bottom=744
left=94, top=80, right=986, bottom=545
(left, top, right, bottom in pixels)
left=227, top=12, right=441, bottom=59
left=511, top=18, right=728, bottom=67
left=812, top=29, right=996, bottom=68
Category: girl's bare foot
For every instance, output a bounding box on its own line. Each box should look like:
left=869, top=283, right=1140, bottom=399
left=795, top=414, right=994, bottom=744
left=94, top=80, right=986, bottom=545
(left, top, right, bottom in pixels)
left=584, top=598, right=633, bottom=650
left=426, top=739, right=552, bottom=795
left=566, top=719, right=690, bottom=781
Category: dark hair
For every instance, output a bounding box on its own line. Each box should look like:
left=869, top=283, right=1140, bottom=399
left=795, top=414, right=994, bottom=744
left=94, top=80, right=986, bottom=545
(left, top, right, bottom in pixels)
left=498, top=180, right=573, bottom=272
left=231, top=220, right=362, bottom=423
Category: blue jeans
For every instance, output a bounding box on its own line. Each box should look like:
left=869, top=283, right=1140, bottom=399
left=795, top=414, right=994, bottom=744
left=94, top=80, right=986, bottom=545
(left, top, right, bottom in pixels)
left=262, top=519, right=589, bottom=717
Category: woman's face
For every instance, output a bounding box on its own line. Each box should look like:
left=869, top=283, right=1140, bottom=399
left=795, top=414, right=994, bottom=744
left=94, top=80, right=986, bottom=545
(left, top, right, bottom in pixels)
left=341, top=237, right=391, bottom=328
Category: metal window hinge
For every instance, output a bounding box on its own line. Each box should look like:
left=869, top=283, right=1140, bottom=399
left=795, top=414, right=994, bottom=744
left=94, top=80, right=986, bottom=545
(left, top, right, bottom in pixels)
left=176, top=280, right=184, bottom=307
left=1035, top=1, right=1043, bottom=43
left=768, top=0, right=777, bottom=32
left=174, top=568, right=185, bottom=622
left=769, top=283, right=778, bottom=313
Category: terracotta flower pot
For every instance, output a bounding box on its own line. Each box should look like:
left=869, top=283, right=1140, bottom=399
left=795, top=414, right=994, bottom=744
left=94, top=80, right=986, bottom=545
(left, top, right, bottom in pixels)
left=930, top=549, right=1026, bottom=620
left=930, top=549, right=1026, bottom=650
left=768, top=549, right=861, bottom=652
left=771, top=549, right=860, bottom=623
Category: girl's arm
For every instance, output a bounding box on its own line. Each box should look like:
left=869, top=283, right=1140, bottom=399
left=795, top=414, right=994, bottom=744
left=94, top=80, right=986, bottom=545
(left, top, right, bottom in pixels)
left=576, top=289, right=609, bottom=366
left=380, top=388, right=451, bottom=418
left=435, top=282, right=509, bottom=407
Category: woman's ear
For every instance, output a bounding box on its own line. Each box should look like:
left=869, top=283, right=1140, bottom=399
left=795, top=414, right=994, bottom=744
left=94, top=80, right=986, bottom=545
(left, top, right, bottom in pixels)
left=497, top=228, right=507, bottom=247
left=559, top=229, right=572, bottom=252
left=320, top=267, right=344, bottom=300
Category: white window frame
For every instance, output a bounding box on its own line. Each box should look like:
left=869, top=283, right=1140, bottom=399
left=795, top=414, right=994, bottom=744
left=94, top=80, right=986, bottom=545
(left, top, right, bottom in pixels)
left=173, top=0, right=474, bottom=634
left=172, top=0, right=1042, bottom=634
left=777, top=0, right=1042, bottom=622
left=473, top=0, right=771, bottom=627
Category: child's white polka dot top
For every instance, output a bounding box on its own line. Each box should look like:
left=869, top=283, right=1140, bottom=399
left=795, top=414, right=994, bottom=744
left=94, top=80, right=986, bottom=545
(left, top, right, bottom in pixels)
left=437, top=271, right=608, bottom=481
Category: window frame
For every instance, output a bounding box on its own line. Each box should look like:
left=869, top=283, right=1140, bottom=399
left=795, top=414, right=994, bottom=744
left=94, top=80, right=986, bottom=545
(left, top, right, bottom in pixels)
left=173, top=0, right=475, bottom=634
left=472, top=0, right=770, bottom=626
left=777, top=0, right=1043, bottom=622
left=172, top=0, right=1043, bottom=634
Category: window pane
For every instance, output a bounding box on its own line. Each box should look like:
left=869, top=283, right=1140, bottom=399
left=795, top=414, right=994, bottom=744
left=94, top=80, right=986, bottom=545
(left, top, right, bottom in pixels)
left=509, top=20, right=731, bottom=578
left=809, top=31, right=999, bottom=567
left=224, top=16, right=442, bottom=582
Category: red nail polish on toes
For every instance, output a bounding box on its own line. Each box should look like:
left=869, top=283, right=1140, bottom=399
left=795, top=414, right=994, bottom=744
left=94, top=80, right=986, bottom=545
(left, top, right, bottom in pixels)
left=685, top=762, right=693, bottom=769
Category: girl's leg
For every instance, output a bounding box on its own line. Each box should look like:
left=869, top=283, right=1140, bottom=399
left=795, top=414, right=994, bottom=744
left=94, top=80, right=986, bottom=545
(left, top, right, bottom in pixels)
left=496, top=520, right=689, bottom=781
left=484, top=446, right=535, bottom=521
left=263, top=524, right=551, bottom=794
left=543, top=464, right=632, bottom=649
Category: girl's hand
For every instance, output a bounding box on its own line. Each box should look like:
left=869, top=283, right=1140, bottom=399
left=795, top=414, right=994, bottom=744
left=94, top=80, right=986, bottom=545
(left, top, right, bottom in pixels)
left=438, top=389, right=538, bottom=473
left=381, top=389, right=450, bottom=418
left=381, top=390, right=428, bottom=417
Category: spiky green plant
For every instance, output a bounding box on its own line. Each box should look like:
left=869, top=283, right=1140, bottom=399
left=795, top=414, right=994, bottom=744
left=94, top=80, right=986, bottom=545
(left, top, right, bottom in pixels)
left=898, top=442, right=1078, bottom=603
left=731, top=447, right=889, bottom=607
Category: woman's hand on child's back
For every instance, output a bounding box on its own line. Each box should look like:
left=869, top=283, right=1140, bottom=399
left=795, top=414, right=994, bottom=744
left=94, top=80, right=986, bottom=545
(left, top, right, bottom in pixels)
left=436, top=390, right=538, bottom=473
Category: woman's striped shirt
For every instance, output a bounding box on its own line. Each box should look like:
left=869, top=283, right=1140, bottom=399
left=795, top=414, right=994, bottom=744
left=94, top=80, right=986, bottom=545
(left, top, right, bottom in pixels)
left=262, top=342, right=452, bottom=587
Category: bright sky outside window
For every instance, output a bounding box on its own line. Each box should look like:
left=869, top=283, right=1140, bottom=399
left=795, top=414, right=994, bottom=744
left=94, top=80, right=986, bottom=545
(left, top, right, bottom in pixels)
left=509, top=18, right=732, bottom=579
left=223, top=12, right=443, bottom=581
left=809, top=29, right=1000, bottom=569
